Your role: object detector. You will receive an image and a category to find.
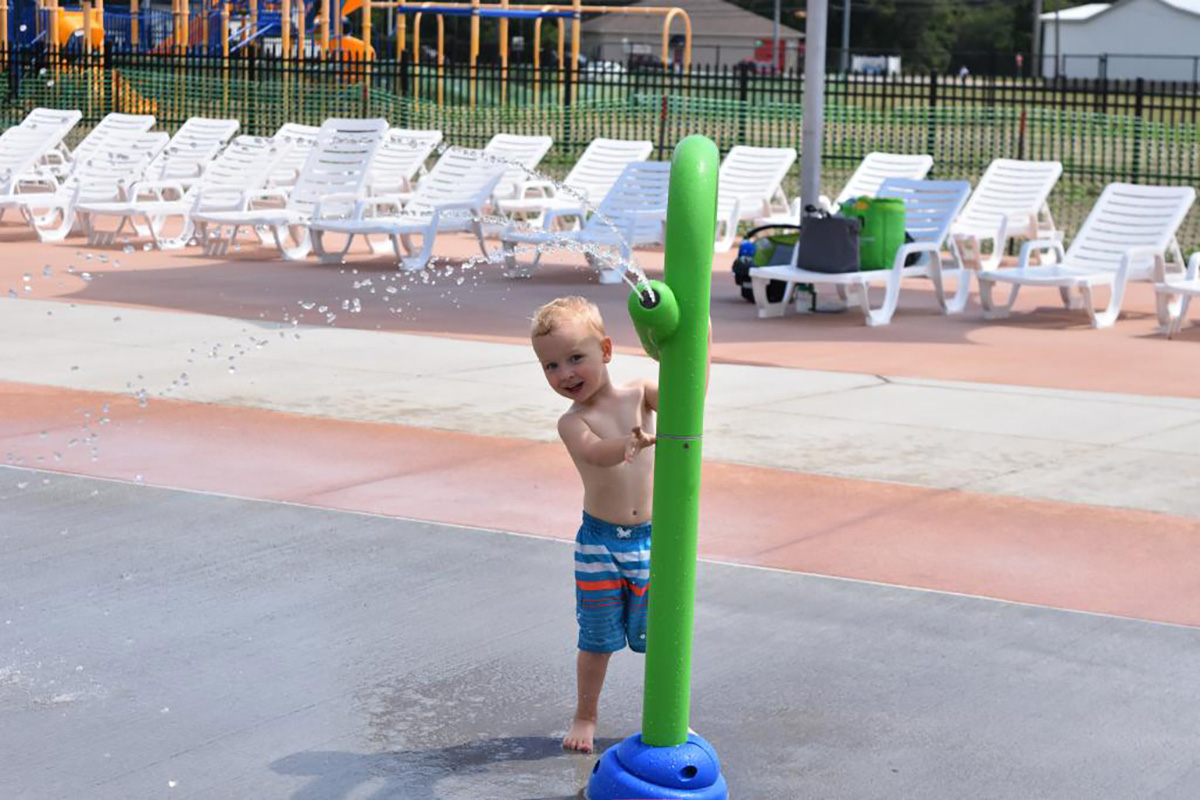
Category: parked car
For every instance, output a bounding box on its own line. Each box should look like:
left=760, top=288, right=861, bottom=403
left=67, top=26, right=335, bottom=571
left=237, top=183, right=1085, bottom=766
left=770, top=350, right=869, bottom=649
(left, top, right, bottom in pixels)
left=584, top=60, right=626, bottom=80
left=627, top=53, right=666, bottom=73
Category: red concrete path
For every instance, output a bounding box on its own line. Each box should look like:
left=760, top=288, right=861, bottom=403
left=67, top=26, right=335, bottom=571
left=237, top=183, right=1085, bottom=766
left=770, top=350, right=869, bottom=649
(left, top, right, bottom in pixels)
left=4, top=232, right=1200, bottom=399
left=6, top=380, right=1199, bottom=628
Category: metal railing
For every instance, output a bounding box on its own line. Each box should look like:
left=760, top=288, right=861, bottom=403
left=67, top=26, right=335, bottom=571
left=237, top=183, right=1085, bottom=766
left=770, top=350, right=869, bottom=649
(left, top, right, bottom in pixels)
left=4, top=49, right=1199, bottom=248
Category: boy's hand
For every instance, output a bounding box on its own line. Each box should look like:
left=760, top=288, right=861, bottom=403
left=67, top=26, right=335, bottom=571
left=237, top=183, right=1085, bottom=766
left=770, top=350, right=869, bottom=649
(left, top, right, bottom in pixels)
left=623, top=426, right=657, bottom=463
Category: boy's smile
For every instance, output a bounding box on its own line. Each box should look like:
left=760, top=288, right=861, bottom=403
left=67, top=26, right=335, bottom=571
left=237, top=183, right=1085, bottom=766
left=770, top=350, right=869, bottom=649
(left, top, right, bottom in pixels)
left=533, top=319, right=612, bottom=404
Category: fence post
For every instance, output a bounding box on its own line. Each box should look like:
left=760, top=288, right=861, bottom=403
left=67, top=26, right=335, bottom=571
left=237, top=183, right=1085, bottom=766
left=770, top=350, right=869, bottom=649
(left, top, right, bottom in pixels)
left=926, top=71, right=937, bottom=171
left=1132, top=76, right=1144, bottom=184
left=737, top=64, right=748, bottom=145
left=562, top=61, right=574, bottom=155
left=656, top=89, right=669, bottom=160
left=400, top=57, right=411, bottom=128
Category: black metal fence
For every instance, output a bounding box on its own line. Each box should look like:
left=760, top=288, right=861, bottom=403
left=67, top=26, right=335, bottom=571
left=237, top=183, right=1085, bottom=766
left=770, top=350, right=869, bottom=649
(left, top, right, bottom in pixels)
left=5, top=48, right=1200, bottom=247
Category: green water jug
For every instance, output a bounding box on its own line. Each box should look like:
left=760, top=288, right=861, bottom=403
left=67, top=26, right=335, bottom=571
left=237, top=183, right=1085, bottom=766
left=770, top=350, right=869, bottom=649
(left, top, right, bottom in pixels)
left=840, top=197, right=907, bottom=271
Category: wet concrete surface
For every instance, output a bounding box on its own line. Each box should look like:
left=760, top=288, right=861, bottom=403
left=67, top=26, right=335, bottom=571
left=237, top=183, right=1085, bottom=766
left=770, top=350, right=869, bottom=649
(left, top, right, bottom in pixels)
left=3, top=467, right=1200, bottom=799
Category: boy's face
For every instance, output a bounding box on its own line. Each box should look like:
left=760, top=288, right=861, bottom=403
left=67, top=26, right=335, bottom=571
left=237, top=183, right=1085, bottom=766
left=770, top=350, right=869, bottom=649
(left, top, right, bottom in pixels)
left=532, top=318, right=612, bottom=403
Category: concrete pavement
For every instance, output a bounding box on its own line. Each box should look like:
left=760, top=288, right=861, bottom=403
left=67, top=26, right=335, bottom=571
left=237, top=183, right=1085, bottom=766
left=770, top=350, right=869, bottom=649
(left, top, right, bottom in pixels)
left=4, top=471, right=1200, bottom=799
left=4, top=296, right=1199, bottom=518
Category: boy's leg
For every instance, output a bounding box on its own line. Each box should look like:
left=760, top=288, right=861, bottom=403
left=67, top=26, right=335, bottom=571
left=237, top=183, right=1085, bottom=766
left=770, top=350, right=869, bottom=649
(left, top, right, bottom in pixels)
left=564, top=649, right=612, bottom=753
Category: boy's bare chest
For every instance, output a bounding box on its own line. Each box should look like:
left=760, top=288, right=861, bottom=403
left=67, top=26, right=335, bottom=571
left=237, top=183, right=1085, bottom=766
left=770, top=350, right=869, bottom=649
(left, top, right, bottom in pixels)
left=578, top=389, right=650, bottom=438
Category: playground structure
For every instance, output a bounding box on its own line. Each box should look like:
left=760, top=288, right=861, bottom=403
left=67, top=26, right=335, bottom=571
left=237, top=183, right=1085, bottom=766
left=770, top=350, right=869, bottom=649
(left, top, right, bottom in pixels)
left=2, top=1, right=691, bottom=109
left=2, top=1, right=692, bottom=71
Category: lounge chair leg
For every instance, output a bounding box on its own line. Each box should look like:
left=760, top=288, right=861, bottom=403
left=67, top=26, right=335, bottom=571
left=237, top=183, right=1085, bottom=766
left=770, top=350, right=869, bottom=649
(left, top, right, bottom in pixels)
left=1059, top=286, right=1085, bottom=310
left=1154, top=285, right=1182, bottom=330
left=752, top=276, right=790, bottom=318
left=1081, top=282, right=1122, bottom=329
left=312, top=229, right=354, bottom=264
left=155, top=216, right=194, bottom=250
left=274, top=225, right=313, bottom=261
left=34, top=206, right=75, bottom=243
left=978, top=277, right=1021, bottom=320
left=501, top=239, right=533, bottom=278
left=366, top=234, right=393, bottom=257
left=1168, top=296, right=1192, bottom=339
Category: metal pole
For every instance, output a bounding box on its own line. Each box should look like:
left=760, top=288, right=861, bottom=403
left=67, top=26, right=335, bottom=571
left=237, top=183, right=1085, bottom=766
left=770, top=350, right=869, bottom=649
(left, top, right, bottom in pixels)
left=840, top=0, right=850, bottom=74
left=1054, top=1, right=1061, bottom=78
left=1032, top=0, right=1042, bottom=78
left=772, top=0, right=779, bottom=71
left=800, top=0, right=828, bottom=213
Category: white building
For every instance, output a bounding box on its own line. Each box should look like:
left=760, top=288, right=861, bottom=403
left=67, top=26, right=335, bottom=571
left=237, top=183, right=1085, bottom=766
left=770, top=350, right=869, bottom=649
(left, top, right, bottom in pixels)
left=580, top=0, right=804, bottom=70
left=1040, top=0, right=1200, bottom=81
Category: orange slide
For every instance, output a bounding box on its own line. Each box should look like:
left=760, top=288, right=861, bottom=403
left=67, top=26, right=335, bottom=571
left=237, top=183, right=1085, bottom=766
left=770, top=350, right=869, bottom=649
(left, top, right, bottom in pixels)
left=322, top=0, right=375, bottom=59
left=53, top=7, right=105, bottom=48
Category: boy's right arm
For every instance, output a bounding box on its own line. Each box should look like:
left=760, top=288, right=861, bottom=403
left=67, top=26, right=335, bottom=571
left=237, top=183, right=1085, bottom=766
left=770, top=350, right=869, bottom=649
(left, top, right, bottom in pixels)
left=559, top=414, right=642, bottom=468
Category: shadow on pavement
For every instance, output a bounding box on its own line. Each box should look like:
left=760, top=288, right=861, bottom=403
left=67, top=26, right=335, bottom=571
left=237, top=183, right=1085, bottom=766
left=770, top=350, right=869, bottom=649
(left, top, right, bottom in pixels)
left=272, top=735, right=620, bottom=800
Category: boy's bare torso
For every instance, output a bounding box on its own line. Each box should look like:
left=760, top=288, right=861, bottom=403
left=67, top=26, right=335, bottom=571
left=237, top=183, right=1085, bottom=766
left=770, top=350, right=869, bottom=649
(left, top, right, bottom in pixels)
left=563, top=381, right=655, bottom=527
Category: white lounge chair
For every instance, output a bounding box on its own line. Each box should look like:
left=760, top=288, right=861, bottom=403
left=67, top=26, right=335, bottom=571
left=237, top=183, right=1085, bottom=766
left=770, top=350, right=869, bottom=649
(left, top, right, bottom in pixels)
left=750, top=178, right=971, bottom=327
left=714, top=145, right=797, bottom=252
left=11, top=131, right=170, bottom=242
left=193, top=117, right=388, bottom=260
left=483, top=133, right=554, bottom=204
left=309, top=146, right=507, bottom=269
left=760, top=151, right=934, bottom=227
left=0, top=108, right=83, bottom=219
left=39, top=112, right=157, bottom=180
left=495, top=137, right=653, bottom=226
left=268, top=123, right=321, bottom=188
left=366, top=129, right=443, bottom=198
left=140, top=117, right=240, bottom=187
left=977, top=183, right=1196, bottom=329
left=500, top=160, right=671, bottom=285
left=952, top=159, right=1063, bottom=271
left=76, top=135, right=290, bottom=249
left=1155, top=252, right=1200, bottom=338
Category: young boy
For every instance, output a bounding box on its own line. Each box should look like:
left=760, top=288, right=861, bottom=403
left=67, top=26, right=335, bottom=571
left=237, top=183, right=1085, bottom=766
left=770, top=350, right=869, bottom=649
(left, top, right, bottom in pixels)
left=531, top=296, right=658, bottom=754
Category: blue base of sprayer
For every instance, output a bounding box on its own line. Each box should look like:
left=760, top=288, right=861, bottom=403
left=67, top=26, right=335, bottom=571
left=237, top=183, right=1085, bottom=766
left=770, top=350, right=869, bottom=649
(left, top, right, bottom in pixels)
left=586, top=732, right=728, bottom=800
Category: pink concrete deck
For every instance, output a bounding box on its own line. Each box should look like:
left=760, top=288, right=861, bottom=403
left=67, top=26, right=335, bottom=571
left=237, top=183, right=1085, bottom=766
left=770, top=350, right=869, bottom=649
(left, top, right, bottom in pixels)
left=3, top=229, right=1199, bottom=399
left=5, top=380, right=1200, bottom=628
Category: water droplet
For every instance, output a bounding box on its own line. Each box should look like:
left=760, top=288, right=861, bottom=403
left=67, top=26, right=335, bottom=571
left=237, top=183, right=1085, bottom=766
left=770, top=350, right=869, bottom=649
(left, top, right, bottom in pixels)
left=123, top=245, right=134, bottom=254
left=80, top=272, right=93, bottom=282
left=142, top=243, right=152, bottom=251
left=228, top=366, right=236, bottom=374
left=42, top=266, right=52, bottom=277
left=16, top=482, right=28, bottom=489
left=134, top=474, right=144, bottom=484
left=7, top=289, right=16, bottom=299
left=113, top=316, right=122, bottom=323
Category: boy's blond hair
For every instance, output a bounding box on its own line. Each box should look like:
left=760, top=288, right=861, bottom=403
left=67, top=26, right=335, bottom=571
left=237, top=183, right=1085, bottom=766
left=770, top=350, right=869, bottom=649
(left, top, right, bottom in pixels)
left=531, top=296, right=607, bottom=339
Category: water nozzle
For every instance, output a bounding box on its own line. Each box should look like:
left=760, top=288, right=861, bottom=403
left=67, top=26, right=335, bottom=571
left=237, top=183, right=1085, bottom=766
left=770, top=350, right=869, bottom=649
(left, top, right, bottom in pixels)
left=627, top=280, right=678, bottom=362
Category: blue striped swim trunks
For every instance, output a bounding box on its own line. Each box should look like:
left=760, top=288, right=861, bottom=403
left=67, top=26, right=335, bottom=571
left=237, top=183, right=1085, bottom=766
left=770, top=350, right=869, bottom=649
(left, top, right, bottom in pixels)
left=574, top=511, right=652, bottom=654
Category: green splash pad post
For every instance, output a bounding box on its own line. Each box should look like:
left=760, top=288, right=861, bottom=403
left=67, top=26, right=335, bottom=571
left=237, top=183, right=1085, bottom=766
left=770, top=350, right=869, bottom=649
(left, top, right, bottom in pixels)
left=587, top=135, right=728, bottom=800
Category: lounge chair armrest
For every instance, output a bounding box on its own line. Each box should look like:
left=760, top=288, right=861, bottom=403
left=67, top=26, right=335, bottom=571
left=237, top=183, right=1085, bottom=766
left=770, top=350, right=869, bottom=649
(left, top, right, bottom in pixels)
left=516, top=179, right=557, bottom=200
left=1186, top=252, right=1200, bottom=281
left=542, top=205, right=587, bottom=229
left=892, top=240, right=941, bottom=268
left=313, top=191, right=370, bottom=220
left=1122, top=245, right=1165, bottom=281
left=128, top=179, right=189, bottom=202
left=245, top=187, right=293, bottom=209
left=428, top=199, right=484, bottom=226
left=1015, top=238, right=1066, bottom=268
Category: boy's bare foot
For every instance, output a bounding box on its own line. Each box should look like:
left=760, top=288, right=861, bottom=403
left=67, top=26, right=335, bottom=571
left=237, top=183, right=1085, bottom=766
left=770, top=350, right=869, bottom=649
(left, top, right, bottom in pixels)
left=563, top=717, right=597, bottom=753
